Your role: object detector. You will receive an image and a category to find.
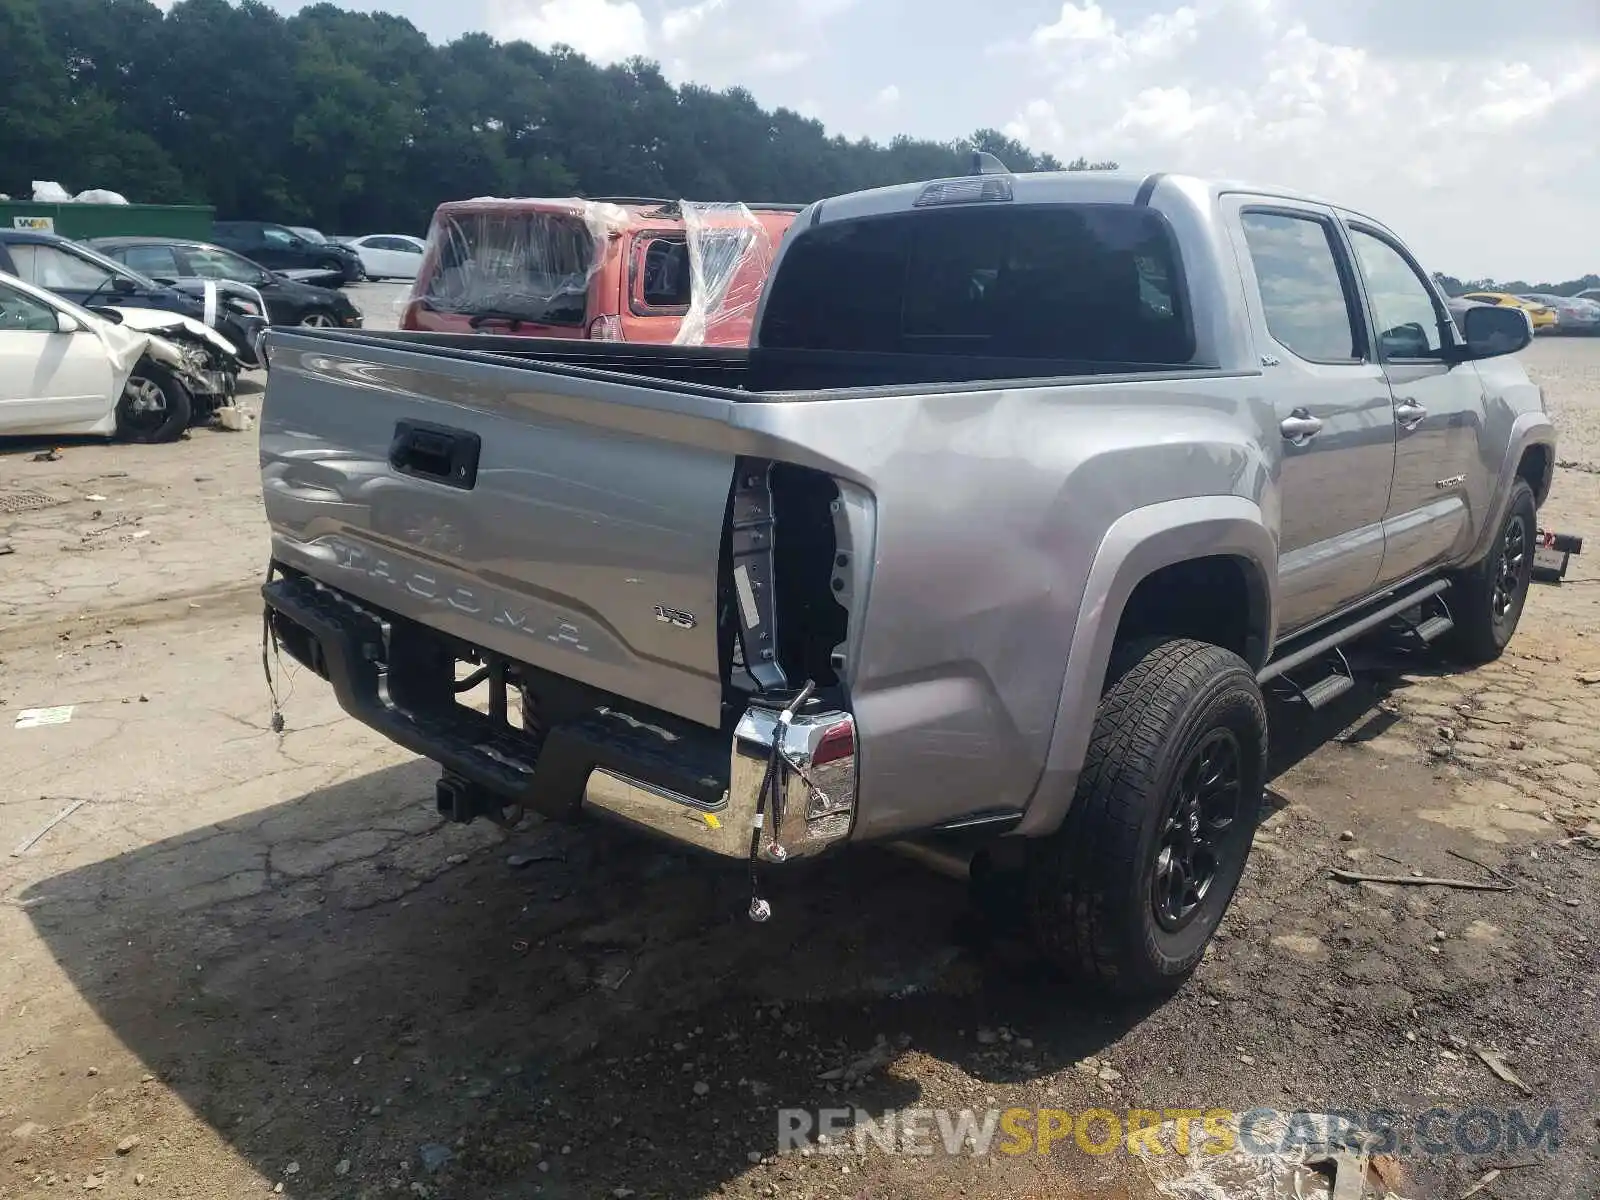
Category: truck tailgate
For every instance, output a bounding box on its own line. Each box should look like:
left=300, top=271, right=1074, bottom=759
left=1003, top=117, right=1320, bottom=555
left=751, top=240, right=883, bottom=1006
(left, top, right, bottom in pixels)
left=260, top=332, right=741, bottom=727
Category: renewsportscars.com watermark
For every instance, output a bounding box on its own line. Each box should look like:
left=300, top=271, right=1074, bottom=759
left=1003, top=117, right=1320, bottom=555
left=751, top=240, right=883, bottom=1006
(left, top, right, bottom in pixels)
left=776, top=1106, right=1562, bottom=1159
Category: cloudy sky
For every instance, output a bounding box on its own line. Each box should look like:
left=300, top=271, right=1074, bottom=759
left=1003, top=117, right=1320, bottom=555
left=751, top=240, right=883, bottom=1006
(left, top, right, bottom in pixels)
left=241, top=0, right=1596, bottom=281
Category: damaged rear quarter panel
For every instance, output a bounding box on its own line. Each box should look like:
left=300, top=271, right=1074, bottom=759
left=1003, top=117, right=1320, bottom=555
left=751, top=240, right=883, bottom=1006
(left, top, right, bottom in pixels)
left=732, top=375, right=1275, bottom=841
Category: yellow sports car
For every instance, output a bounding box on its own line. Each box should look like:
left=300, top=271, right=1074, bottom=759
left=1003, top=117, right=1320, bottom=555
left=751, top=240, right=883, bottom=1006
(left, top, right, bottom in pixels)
left=1460, top=291, right=1557, bottom=331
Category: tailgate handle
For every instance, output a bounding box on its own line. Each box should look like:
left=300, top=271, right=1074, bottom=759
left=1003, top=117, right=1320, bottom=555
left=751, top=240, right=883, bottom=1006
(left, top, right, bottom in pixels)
left=389, top=420, right=481, bottom=489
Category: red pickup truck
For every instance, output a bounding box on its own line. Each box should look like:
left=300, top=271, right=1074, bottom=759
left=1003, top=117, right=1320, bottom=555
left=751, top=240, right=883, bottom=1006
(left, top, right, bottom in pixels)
left=400, top=197, right=801, bottom=346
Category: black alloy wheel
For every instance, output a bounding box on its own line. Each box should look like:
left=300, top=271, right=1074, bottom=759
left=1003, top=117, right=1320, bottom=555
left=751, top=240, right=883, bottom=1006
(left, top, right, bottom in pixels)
left=1152, top=728, right=1243, bottom=932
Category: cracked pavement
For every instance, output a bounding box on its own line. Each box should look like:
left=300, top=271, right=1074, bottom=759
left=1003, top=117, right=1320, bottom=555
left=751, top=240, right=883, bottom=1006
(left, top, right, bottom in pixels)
left=1, top=329, right=1597, bottom=1200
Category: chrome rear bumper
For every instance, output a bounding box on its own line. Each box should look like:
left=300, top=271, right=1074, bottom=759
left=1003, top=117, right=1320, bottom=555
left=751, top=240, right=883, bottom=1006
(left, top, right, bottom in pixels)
left=584, top=705, right=857, bottom=861
left=262, top=569, right=858, bottom=862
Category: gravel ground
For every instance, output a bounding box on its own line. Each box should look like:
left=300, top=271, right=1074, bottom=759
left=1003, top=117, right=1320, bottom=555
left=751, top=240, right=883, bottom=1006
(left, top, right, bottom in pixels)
left=0, top=334, right=1597, bottom=1200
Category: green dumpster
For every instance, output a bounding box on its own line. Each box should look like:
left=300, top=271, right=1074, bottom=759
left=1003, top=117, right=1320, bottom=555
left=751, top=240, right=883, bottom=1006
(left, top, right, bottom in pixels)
left=0, top=201, right=215, bottom=241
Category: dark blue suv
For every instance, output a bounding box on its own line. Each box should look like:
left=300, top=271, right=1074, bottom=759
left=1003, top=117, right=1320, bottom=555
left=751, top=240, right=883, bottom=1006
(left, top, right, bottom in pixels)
left=0, top=230, right=267, bottom=366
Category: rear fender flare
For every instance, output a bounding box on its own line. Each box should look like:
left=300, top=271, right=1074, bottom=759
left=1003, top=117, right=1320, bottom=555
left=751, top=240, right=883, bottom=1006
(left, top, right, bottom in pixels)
left=1014, top=495, right=1277, bottom=837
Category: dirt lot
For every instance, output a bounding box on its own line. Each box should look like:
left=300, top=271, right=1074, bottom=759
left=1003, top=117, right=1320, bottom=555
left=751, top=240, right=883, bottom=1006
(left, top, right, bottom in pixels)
left=2, top=321, right=1598, bottom=1200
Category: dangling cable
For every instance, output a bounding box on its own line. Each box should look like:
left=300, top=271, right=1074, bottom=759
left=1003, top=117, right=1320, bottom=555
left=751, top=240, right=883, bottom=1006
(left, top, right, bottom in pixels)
left=746, top=680, right=814, bottom=922
left=261, top=565, right=286, bottom=734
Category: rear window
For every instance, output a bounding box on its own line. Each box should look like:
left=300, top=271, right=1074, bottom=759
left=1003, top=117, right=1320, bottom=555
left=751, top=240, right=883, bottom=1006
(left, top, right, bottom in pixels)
left=635, top=236, right=691, bottom=310
left=423, top=210, right=598, bottom=327
left=758, top=204, right=1194, bottom=365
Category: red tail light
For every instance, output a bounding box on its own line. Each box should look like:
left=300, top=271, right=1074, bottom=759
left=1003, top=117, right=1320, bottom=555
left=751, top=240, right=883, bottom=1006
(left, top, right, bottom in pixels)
left=588, top=314, right=623, bottom=341
left=812, top=719, right=855, bottom=767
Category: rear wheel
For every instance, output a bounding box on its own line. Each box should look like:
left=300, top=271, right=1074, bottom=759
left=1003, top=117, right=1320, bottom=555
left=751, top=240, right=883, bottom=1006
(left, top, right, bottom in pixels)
left=116, top=361, right=192, bottom=443
left=1443, top=478, right=1536, bottom=663
left=1025, top=637, right=1266, bottom=997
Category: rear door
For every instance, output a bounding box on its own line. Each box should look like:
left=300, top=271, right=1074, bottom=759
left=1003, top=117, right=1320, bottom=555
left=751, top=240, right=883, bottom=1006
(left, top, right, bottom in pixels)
left=1343, top=221, right=1488, bottom=584
left=5, top=240, right=123, bottom=307
left=0, top=282, right=115, bottom=433
left=116, top=243, right=184, bottom=283
left=1226, top=199, right=1398, bottom=632
left=210, top=224, right=252, bottom=256
left=255, top=226, right=302, bottom=269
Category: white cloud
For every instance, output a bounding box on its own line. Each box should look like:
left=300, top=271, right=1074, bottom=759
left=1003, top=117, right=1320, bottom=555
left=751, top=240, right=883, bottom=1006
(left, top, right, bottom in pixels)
left=652, top=0, right=855, bottom=93
left=660, top=0, right=724, bottom=45
left=1111, top=85, right=1216, bottom=140
left=486, top=0, right=649, bottom=64
left=1001, top=0, right=1600, bottom=279
left=874, top=84, right=900, bottom=106
left=1006, top=2, right=1200, bottom=64
left=754, top=49, right=809, bottom=73
left=1032, top=0, right=1118, bottom=44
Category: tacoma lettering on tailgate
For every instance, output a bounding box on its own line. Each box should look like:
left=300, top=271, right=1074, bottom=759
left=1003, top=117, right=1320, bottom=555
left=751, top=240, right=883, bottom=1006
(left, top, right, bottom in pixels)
left=321, top=536, right=592, bottom=652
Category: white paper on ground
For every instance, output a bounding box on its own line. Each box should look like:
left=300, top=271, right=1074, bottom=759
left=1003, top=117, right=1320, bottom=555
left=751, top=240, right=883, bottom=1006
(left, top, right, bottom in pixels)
left=15, top=705, right=75, bottom=729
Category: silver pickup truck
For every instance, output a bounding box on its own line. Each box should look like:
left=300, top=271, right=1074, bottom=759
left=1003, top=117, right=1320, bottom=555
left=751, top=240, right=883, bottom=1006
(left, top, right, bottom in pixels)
left=258, top=169, right=1556, bottom=996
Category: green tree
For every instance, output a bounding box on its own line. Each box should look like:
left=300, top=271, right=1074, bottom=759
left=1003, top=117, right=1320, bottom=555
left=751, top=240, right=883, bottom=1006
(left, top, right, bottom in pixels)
left=0, top=0, right=1132, bottom=236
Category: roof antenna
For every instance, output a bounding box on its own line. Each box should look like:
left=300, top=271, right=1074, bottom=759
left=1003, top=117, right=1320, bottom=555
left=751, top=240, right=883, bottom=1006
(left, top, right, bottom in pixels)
left=970, top=150, right=1009, bottom=176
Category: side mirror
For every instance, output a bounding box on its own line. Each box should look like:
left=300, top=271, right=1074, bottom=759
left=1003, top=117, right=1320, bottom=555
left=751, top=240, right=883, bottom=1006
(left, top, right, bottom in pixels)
left=55, top=311, right=83, bottom=334
left=111, top=276, right=138, bottom=295
left=1457, top=304, right=1533, bottom=360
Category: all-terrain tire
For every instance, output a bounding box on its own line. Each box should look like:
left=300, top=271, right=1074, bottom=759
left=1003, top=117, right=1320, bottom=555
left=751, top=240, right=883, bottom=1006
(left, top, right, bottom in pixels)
left=1025, top=637, right=1267, bottom=998
left=1442, top=478, right=1537, bottom=664
left=115, top=361, right=193, bottom=443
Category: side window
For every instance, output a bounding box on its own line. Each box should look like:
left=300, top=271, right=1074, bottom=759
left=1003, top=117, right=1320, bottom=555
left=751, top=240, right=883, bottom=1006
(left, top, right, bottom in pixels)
left=1348, top=228, right=1444, bottom=358
left=0, top=284, right=60, bottom=332
left=1239, top=211, right=1360, bottom=363
left=262, top=227, right=295, bottom=247
left=188, top=246, right=266, bottom=284
left=7, top=244, right=116, bottom=292
left=635, top=237, right=691, bottom=309
left=122, top=245, right=181, bottom=278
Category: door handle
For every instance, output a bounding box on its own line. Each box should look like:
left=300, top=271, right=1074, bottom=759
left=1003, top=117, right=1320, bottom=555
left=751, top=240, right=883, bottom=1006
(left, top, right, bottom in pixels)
left=389, top=420, right=481, bottom=489
left=1279, top=410, right=1323, bottom=445
left=1395, top=400, right=1427, bottom=429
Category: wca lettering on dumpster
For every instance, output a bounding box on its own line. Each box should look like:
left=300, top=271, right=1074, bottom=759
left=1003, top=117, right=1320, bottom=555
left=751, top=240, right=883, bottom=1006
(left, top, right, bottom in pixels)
left=776, top=1106, right=1563, bottom=1159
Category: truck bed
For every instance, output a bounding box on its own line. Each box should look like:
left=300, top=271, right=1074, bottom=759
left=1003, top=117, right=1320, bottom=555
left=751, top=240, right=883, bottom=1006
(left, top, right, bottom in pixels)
left=259, top=323, right=1236, bottom=839
left=301, top=327, right=1219, bottom=395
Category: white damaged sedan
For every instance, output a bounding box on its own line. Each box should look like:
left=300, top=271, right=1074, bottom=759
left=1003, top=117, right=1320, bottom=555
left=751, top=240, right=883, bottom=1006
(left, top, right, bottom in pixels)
left=0, top=269, right=238, bottom=443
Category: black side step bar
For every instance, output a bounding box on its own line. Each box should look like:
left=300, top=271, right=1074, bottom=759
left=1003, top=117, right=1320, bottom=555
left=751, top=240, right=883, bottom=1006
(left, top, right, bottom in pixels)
left=1259, top=578, right=1450, bottom=685
left=1274, top=646, right=1357, bottom=711
left=1393, top=593, right=1456, bottom=651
